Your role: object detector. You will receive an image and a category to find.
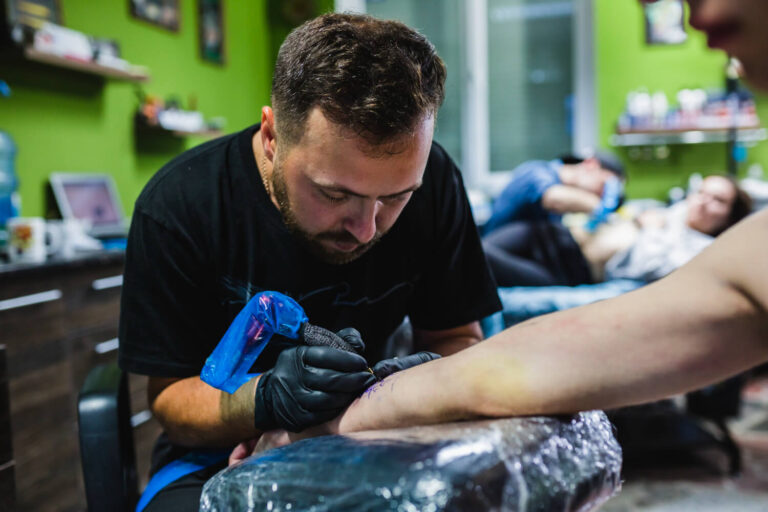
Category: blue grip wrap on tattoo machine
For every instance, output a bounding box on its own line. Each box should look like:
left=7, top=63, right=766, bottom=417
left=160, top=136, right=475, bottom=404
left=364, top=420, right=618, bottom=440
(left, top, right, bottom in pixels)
left=200, top=291, right=308, bottom=394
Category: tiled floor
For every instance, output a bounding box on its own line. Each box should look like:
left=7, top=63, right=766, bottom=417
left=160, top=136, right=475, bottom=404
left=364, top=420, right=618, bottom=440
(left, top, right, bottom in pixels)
left=602, top=379, right=768, bottom=511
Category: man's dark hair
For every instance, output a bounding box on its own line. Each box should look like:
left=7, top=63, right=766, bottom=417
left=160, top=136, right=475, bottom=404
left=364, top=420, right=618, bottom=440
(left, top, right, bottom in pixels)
left=272, top=13, right=446, bottom=149
left=560, top=150, right=626, bottom=180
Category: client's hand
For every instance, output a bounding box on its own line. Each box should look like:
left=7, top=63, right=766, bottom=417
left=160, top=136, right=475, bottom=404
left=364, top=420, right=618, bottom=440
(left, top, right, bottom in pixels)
left=229, top=417, right=342, bottom=466
left=229, top=437, right=260, bottom=466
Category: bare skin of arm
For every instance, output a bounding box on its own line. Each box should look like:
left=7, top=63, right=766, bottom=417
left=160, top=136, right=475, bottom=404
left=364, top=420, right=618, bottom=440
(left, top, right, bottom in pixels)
left=413, top=321, right=484, bottom=356
left=149, top=375, right=262, bottom=447
left=541, top=184, right=601, bottom=215
left=251, top=210, right=768, bottom=453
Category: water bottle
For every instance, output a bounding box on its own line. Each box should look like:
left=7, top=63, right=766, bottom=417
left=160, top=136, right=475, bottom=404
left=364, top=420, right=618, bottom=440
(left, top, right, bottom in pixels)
left=0, top=130, right=19, bottom=228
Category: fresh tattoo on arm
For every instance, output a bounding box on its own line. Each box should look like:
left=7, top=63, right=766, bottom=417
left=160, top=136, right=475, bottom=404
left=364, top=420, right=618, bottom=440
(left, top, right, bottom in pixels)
left=362, top=374, right=399, bottom=400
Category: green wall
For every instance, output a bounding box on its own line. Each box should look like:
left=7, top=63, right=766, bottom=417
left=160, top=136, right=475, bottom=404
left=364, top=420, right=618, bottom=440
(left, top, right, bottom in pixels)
left=0, top=0, right=277, bottom=218
left=6, top=1, right=761, bottom=213
left=595, top=0, right=768, bottom=199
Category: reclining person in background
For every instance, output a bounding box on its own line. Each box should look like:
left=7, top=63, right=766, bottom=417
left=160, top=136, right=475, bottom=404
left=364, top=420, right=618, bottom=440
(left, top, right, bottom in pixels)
left=485, top=174, right=752, bottom=286
left=482, top=152, right=625, bottom=286
left=582, top=174, right=752, bottom=282
left=483, top=152, right=626, bottom=233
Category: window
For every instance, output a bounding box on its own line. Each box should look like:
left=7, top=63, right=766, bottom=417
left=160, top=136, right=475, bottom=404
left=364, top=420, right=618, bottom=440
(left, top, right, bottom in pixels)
left=340, top=0, right=596, bottom=192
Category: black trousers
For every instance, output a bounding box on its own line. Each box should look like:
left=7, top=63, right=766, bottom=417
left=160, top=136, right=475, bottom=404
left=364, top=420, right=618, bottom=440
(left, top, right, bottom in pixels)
left=482, top=222, right=591, bottom=287
left=143, top=459, right=228, bottom=512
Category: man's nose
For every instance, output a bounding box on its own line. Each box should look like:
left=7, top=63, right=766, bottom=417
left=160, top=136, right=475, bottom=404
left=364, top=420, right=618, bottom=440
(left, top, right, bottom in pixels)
left=343, top=199, right=380, bottom=244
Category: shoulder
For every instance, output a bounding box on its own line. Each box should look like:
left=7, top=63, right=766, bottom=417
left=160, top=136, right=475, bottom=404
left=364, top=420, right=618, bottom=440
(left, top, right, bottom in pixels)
left=135, top=127, right=253, bottom=230
left=421, top=141, right=464, bottom=199
left=138, top=132, right=236, bottom=208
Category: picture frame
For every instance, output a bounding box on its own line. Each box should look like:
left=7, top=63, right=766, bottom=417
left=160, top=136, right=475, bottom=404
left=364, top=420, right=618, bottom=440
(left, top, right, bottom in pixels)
left=130, top=0, right=180, bottom=32
left=644, top=0, right=687, bottom=45
left=6, top=0, right=62, bottom=29
left=198, top=0, right=225, bottom=65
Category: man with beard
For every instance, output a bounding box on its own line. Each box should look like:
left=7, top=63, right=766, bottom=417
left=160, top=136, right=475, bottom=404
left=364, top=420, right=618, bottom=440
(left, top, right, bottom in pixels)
left=118, top=13, right=501, bottom=510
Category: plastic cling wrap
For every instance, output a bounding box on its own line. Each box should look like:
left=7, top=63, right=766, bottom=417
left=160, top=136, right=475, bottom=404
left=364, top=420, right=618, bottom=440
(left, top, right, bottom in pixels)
left=201, top=411, right=622, bottom=511
left=200, top=291, right=307, bottom=393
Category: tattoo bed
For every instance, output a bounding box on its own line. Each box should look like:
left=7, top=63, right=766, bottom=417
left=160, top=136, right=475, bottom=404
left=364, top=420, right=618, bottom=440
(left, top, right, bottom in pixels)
left=200, top=411, right=622, bottom=511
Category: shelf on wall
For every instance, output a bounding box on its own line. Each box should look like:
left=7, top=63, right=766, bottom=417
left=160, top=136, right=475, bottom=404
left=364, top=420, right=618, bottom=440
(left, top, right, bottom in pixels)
left=23, top=47, right=150, bottom=82
left=610, top=128, right=767, bottom=147
left=134, top=114, right=223, bottom=139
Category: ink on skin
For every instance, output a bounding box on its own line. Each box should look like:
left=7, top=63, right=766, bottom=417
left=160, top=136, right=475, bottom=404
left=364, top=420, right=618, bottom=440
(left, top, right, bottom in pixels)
left=363, top=374, right=399, bottom=400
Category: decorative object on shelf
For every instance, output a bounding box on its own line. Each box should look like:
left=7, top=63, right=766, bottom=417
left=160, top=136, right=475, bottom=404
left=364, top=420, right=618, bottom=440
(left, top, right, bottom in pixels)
left=616, top=87, right=760, bottom=135
left=19, top=22, right=150, bottom=80
left=135, top=90, right=225, bottom=138
left=644, top=0, right=686, bottom=45
left=198, top=0, right=225, bottom=65
left=130, top=0, right=179, bottom=32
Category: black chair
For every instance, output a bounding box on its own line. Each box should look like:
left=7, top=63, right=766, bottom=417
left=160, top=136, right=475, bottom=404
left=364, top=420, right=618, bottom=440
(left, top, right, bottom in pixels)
left=77, top=363, right=139, bottom=511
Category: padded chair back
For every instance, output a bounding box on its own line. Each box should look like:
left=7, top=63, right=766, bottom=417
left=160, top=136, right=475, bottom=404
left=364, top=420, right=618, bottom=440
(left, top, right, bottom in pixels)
left=77, top=363, right=139, bottom=511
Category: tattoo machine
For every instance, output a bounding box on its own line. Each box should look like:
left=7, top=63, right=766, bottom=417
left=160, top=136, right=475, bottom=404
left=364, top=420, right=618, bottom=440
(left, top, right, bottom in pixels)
left=200, top=291, right=369, bottom=393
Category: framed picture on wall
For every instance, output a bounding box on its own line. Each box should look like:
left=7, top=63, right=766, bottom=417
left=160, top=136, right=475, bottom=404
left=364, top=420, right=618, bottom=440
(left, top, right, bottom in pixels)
left=198, top=0, right=225, bottom=65
left=644, top=0, right=687, bottom=45
left=130, top=0, right=180, bottom=32
left=5, top=0, right=62, bottom=29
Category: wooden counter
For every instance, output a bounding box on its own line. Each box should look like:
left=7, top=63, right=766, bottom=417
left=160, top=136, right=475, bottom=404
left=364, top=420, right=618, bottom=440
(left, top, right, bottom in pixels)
left=0, top=251, right=162, bottom=511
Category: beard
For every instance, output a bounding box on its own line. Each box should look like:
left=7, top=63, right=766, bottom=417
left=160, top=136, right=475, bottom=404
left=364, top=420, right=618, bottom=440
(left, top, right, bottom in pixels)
left=270, top=161, right=385, bottom=265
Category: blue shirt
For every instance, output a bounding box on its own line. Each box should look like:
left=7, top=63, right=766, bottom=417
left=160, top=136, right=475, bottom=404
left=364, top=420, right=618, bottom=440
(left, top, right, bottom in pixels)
left=484, top=160, right=562, bottom=234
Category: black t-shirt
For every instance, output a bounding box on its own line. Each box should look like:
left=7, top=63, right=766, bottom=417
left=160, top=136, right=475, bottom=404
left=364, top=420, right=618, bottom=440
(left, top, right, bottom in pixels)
left=118, top=124, right=501, bottom=469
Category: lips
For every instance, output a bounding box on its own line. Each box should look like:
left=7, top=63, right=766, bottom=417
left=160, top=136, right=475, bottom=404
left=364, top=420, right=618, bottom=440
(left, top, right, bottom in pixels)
left=330, top=240, right=359, bottom=252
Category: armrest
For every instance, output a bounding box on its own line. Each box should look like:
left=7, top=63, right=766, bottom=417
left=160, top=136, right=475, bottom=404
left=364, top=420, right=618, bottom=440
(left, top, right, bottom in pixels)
left=77, top=363, right=139, bottom=511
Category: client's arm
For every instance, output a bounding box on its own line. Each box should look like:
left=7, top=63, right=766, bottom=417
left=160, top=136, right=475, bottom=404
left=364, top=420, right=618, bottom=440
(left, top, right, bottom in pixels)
left=337, top=210, right=768, bottom=434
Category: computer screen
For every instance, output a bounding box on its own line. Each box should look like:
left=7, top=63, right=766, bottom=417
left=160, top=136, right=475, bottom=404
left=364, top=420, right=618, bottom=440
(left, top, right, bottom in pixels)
left=49, top=173, right=127, bottom=237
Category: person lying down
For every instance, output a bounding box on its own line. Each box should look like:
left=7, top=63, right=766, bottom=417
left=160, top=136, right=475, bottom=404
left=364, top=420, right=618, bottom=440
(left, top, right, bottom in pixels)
left=483, top=175, right=752, bottom=286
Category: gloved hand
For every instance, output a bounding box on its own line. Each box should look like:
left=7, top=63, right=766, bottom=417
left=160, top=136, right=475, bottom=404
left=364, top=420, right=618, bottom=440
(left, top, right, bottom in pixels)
left=371, top=351, right=441, bottom=381
left=332, top=327, right=441, bottom=382
left=586, top=177, right=623, bottom=232
left=253, top=333, right=373, bottom=433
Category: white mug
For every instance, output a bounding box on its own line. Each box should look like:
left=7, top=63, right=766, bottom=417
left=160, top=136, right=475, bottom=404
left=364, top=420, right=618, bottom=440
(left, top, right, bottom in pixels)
left=7, top=217, right=62, bottom=264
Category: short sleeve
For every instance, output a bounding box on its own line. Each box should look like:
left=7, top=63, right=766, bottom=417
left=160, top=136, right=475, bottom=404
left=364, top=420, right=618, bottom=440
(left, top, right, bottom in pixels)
left=408, top=151, right=502, bottom=330
left=524, top=161, right=560, bottom=203
left=118, top=207, right=220, bottom=377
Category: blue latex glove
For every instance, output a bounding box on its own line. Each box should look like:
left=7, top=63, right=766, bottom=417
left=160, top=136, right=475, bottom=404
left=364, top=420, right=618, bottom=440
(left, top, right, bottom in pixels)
left=585, top=177, right=623, bottom=232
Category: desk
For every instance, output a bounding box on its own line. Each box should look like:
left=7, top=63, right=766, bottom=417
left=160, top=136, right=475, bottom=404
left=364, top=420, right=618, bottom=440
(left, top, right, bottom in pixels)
left=0, top=251, right=162, bottom=510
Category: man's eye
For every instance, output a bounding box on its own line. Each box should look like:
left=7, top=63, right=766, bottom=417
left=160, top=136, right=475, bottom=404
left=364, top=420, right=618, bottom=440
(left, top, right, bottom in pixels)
left=381, top=193, right=411, bottom=205
left=321, top=190, right=347, bottom=203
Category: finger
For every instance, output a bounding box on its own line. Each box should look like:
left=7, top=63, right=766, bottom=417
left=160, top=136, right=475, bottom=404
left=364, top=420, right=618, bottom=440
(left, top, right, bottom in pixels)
left=301, top=345, right=368, bottom=371
left=373, top=351, right=440, bottom=380
left=336, top=327, right=366, bottom=354
left=303, top=367, right=374, bottom=392
left=292, top=387, right=360, bottom=414
left=301, top=324, right=357, bottom=353
left=229, top=438, right=258, bottom=466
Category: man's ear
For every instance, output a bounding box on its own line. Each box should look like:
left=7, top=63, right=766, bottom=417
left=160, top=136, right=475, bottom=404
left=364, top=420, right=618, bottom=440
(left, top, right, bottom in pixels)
left=260, top=106, right=277, bottom=163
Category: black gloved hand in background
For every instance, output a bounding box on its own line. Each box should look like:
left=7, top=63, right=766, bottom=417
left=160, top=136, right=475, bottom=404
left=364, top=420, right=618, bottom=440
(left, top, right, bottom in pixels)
left=320, top=327, right=440, bottom=382
left=371, top=351, right=441, bottom=381
left=253, top=326, right=371, bottom=433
